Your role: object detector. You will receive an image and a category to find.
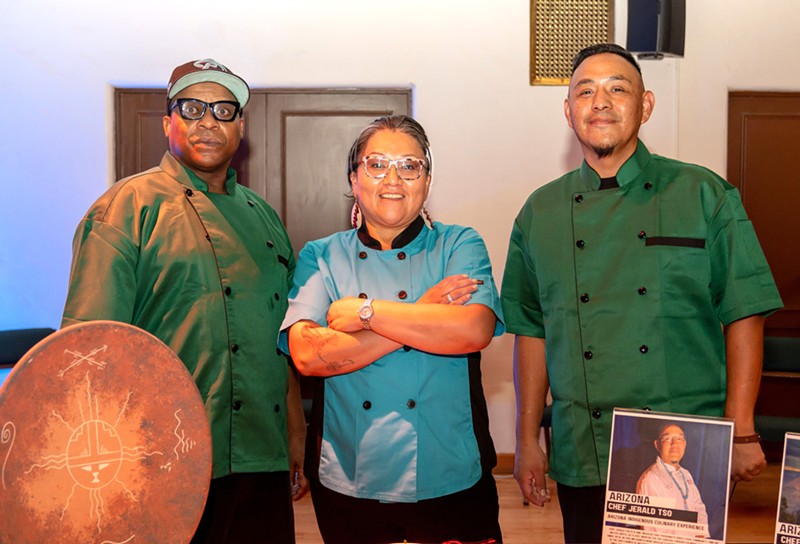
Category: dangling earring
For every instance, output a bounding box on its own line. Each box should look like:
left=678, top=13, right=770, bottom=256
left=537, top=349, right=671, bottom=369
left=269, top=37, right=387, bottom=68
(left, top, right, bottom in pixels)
left=351, top=201, right=362, bottom=229
left=421, top=207, right=433, bottom=230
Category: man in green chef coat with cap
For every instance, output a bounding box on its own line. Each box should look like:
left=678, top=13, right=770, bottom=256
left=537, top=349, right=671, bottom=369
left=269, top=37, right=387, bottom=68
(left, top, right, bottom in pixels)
left=62, top=58, right=307, bottom=543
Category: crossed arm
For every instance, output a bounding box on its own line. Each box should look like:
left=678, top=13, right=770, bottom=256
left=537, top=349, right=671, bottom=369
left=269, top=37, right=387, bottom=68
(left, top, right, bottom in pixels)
left=287, top=274, right=497, bottom=377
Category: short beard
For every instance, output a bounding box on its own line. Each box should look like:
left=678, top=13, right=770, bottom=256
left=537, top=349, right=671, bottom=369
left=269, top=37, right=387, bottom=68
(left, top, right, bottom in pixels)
left=592, top=144, right=616, bottom=158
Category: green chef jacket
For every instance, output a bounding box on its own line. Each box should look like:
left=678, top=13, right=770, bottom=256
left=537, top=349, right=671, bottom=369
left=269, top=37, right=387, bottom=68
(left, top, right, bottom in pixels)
left=62, top=152, right=295, bottom=479
left=501, top=141, right=783, bottom=487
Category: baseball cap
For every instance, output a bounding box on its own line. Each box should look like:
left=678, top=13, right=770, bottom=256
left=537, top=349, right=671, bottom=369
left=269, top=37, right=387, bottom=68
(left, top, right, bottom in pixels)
left=166, top=58, right=250, bottom=109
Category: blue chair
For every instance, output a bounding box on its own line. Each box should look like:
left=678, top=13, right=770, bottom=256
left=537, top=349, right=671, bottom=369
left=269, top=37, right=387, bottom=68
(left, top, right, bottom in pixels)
left=0, top=328, right=56, bottom=365
left=0, top=328, right=56, bottom=385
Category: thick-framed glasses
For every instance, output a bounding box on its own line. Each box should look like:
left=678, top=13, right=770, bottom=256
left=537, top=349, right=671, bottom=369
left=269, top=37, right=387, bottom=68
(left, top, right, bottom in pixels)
left=360, top=155, right=427, bottom=182
left=169, top=98, right=241, bottom=122
left=659, top=435, right=686, bottom=444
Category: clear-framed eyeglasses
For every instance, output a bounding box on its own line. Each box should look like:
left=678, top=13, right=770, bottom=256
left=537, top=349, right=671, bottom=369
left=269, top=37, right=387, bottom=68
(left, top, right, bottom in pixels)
left=360, top=155, right=428, bottom=182
left=169, top=98, right=241, bottom=122
left=659, top=435, right=686, bottom=444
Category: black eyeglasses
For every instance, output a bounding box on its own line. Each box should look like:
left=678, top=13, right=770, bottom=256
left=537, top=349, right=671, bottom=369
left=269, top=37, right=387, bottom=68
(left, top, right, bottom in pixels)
left=169, top=98, right=241, bottom=122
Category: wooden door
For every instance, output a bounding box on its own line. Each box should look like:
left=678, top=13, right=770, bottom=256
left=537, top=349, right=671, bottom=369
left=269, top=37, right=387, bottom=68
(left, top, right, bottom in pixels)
left=728, top=92, right=800, bottom=337
left=115, top=88, right=410, bottom=254
left=252, top=90, right=410, bottom=253
left=115, top=89, right=170, bottom=180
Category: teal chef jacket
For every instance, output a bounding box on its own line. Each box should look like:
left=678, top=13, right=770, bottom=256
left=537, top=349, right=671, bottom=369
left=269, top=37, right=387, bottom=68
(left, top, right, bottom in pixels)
left=62, top=152, right=295, bottom=479
left=501, top=141, right=783, bottom=487
left=280, top=219, right=504, bottom=502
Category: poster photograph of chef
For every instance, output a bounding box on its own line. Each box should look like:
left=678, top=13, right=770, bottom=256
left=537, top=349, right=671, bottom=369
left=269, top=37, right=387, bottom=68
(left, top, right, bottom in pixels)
left=602, top=408, right=733, bottom=543
left=775, top=432, right=800, bottom=544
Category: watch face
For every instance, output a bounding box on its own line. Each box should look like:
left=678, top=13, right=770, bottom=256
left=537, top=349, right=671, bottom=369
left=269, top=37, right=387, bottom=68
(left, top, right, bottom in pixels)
left=359, top=304, right=373, bottom=319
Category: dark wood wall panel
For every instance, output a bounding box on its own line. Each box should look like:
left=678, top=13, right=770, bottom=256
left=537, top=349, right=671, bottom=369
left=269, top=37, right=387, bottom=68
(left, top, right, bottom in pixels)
left=728, top=92, right=800, bottom=336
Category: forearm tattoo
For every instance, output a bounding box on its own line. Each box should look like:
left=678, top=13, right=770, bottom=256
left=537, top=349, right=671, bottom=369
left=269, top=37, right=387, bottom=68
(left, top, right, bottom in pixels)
left=300, top=326, right=356, bottom=372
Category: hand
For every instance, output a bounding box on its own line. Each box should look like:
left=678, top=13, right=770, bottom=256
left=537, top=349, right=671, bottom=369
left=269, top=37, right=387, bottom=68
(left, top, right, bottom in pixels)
left=291, top=467, right=309, bottom=501
left=514, top=439, right=551, bottom=507
left=288, top=408, right=309, bottom=501
left=416, top=274, right=482, bottom=305
left=731, top=442, right=766, bottom=482
left=326, top=297, right=367, bottom=333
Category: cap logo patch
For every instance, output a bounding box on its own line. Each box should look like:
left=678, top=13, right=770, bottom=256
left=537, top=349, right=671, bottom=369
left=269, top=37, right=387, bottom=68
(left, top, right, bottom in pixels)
left=193, top=59, right=229, bottom=72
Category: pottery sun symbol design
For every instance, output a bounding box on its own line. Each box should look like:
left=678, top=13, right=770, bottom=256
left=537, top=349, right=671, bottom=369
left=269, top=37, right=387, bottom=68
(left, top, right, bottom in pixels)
left=24, top=372, right=164, bottom=533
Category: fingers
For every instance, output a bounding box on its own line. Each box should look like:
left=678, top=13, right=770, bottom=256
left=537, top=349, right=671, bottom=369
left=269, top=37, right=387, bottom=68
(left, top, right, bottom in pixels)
left=418, top=274, right=486, bottom=305
left=516, top=474, right=536, bottom=505
left=515, top=448, right=551, bottom=509
left=734, top=464, right=763, bottom=482
left=291, top=469, right=310, bottom=501
left=731, top=443, right=766, bottom=482
left=530, top=464, right=551, bottom=506
left=745, top=460, right=764, bottom=481
left=445, top=292, right=469, bottom=305
left=515, top=473, right=551, bottom=507
left=528, top=485, right=551, bottom=507
left=441, top=275, right=484, bottom=305
left=441, top=274, right=483, bottom=291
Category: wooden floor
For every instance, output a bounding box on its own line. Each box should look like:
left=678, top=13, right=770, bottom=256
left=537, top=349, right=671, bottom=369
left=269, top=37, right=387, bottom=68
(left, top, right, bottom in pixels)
left=294, top=463, right=781, bottom=543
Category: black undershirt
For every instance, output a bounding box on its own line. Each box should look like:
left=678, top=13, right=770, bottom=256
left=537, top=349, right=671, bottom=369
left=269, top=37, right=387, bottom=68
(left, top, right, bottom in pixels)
left=599, top=176, right=619, bottom=190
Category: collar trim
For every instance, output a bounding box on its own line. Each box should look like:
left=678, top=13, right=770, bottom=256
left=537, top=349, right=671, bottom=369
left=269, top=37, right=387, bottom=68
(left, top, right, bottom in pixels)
left=357, top=216, right=425, bottom=250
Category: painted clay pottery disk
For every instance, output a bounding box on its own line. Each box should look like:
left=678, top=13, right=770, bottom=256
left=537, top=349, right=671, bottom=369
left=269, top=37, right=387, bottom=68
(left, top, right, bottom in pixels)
left=0, top=320, right=211, bottom=543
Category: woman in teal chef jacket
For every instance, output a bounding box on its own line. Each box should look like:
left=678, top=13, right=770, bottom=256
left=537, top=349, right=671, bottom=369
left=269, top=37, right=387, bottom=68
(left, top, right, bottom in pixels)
left=280, top=115, right=505, bottom=544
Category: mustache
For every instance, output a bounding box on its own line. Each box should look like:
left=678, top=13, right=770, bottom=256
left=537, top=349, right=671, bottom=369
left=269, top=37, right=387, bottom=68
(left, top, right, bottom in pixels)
left=191, top=134, right=223, bottom=145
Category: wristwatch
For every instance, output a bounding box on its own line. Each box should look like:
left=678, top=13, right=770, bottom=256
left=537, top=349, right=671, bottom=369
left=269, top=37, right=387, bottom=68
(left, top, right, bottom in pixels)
left=358, top=298, right=374, bottom=330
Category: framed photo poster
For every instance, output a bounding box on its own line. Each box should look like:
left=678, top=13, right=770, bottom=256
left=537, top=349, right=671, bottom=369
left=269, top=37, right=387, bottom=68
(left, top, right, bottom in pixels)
left=775, top=433, right=800, bottom=543
left=603, top=408, right=734, bottom=543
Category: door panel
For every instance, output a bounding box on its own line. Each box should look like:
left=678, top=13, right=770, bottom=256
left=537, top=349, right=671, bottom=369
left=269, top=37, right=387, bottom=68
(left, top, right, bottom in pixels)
left=262, top=91, right=410, bottom=253
left=115, top=90, right=169, bottom=180
left=728, top=92, right=800, bottom=336
left=282, top=114, right=365, bottom=251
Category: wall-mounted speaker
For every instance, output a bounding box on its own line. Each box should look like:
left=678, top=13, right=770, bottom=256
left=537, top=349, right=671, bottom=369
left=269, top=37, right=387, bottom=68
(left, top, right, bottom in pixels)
left=627, top=0, right=686, bottom=59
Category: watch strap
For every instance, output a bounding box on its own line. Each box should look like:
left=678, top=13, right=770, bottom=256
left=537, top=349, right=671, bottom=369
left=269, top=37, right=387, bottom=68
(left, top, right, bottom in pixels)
left=733, top=433, right=761, bottom=444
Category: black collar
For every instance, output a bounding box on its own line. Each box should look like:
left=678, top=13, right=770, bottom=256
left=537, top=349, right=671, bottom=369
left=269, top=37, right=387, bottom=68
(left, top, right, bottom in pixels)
left=357, top=216, right=425, bottom=250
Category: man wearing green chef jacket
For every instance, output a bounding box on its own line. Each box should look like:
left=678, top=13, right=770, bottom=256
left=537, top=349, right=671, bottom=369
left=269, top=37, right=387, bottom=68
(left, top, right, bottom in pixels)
left=501, top=43, right=783, bottom=543
left=62, top=59, right=307, bottom=543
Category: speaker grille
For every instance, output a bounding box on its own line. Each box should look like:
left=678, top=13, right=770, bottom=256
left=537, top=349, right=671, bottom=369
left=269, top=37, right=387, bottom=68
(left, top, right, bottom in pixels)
left=530, top=0, right=615, bottom=86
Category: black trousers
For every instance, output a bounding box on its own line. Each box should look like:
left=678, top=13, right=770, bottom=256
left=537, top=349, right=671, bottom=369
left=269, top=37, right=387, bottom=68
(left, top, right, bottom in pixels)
left=556, top=483, right=607, bottom=544
left=310, top=471, right=502, bottom=544
left=191, top=471, right=295, bottom=544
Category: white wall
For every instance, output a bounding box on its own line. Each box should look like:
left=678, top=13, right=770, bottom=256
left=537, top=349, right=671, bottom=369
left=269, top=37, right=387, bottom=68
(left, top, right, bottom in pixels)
left=1, top=0, right=797, bottom=453
left=678, top=1, right=800, bottom=175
